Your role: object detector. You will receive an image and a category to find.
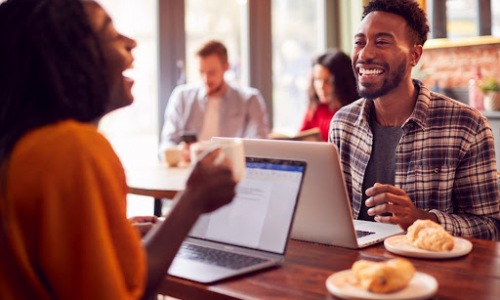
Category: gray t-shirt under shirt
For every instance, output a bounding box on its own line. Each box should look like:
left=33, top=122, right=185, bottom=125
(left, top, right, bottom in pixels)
left=358, top=117, right=403, bottom=221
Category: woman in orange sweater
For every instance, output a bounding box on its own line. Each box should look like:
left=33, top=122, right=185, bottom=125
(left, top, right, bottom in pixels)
left=300, top=49, right=359, bottom=141
left=0, top=1, right=236, bottom=299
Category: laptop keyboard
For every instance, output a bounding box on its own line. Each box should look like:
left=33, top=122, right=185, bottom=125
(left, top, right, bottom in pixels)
left=177, top=243, right=268, bottom=270
left=356, top=230, right=376, bottom=238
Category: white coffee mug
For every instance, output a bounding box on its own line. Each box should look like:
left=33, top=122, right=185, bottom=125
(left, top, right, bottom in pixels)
left=164, top=146, right=182, bottom=167
left=190, top=139, right=246, bottom=182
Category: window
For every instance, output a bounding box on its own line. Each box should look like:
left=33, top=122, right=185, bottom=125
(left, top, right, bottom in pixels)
left=97, top=0, right=159, bottom=167
left=428, top=0, right=497, bottom=38
left=446, top=0, right=478, bottom=38
left=493, top=0, right=500, bottom=36
left=271, top=0, right=325, bottom=134
left=98, top=0, right=159, bottom=216
left=159, top=0, right=327, bottom=136
left=184, top=0, right=245, bottom=85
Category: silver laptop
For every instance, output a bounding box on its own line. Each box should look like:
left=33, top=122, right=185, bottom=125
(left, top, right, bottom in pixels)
left=213, top=138, right=404, bottom=249
left=168, top=156, right=306, bottom=283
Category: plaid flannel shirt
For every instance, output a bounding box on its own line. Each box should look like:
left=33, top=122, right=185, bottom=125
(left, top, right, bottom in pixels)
left=329, top=80, right=500, bottom=240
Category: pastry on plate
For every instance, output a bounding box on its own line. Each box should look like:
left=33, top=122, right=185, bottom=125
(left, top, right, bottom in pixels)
left=351, top=258, right=415, bottom=293
left=406, top=219, right=454, bottom=251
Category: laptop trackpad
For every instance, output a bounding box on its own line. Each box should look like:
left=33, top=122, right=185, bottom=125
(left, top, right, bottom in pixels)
left=168, top=257, right=234, bottom=283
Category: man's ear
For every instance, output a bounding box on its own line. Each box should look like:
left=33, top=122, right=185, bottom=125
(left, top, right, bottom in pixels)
left=411, top=45, right=423, bottom=66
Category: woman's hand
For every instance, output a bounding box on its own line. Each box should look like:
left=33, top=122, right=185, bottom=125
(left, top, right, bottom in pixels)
left=140, top=148, right=236, bottom=297
left=184, top=148, right=237, bottom=214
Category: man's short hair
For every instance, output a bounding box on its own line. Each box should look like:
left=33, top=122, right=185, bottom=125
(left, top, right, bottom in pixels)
left=362, top=0, right=430, bottom=46
left=196, top=40, right=228, bottom=64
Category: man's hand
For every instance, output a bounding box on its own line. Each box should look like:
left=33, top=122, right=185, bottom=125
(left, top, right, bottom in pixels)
left=179, top=142, right=191, bottom=163
left=365, top=183, right=438, bottom=230
left=129, top=216, right=160, bottom=237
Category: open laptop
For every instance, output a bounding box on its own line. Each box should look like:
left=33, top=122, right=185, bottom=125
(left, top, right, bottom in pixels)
left=212, top=138, right=404, bottom=249
left=168, top=156, right=306, bottom=283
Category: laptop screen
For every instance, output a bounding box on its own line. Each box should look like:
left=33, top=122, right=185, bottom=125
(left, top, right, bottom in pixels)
left=189, top=157, right=306, bottom=254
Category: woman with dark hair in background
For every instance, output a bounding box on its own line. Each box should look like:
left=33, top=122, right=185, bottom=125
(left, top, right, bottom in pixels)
left=300, top=49, right=359, bottom=141
left=0, top=0, right=236, bottom=299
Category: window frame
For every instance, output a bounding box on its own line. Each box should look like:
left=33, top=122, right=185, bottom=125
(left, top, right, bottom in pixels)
left=428, top=0, right=492, bottom=39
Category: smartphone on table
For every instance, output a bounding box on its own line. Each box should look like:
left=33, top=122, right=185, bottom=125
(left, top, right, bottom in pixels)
left=180, top=133, right=197, bottom=144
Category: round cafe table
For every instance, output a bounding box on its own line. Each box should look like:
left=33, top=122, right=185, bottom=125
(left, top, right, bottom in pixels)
left=125, top=163, right=191, bottom=216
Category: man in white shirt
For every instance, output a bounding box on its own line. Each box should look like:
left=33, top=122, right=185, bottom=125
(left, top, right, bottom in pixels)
left=159, top=40, right=269, bottom=154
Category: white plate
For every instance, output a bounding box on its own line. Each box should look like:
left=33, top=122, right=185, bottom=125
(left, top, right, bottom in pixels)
left=326, top=270, right=438, bottom=300
left=384, top=235, right=473, bottom=259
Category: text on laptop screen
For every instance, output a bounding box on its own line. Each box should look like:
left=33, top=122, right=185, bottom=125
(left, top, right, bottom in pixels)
left=189, top=157, right=305, bottom=254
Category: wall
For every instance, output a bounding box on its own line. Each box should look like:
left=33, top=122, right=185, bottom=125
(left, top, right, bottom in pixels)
left=418, top=37, right=500, bottom=101
left=417, top=37, right=500, bottom=170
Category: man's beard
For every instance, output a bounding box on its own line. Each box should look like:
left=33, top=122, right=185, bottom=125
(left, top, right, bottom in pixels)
left=356, top=60, right=407, bottom=100
left=207, top=80, right=225, bottom=96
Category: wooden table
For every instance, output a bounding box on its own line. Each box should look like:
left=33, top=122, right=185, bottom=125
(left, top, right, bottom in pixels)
left=157, top=238, right=500, bottom=299
left=125, top=164, right=190, bottom=216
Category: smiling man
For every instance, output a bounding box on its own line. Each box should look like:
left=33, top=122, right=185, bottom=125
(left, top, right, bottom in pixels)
left=329, top=0, right=500, bottom=240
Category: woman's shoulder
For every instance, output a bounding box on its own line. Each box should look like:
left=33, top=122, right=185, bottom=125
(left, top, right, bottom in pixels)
left=20, top=119, right=106, bottom=146
left=12, top=120, right=117, bottom=169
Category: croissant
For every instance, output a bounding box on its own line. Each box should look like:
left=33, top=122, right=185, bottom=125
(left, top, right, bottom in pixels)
left=352, top=258, right=415, bottom=293
left=406, top=219, right=454, bottom=251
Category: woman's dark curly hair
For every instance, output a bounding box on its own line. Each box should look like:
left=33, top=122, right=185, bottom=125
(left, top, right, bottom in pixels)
left=0, top=0, right=109, bottom=161
left=362, top=0, right=430, bottom=46
left=308, top=49, right=359, bottom=111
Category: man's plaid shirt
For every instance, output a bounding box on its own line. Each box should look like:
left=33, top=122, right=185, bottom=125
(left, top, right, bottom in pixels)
left=330, top=80, right=500, bottom=240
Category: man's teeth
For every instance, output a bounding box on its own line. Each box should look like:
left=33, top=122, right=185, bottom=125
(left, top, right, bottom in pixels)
left=359, top=68, right=383, bottom=75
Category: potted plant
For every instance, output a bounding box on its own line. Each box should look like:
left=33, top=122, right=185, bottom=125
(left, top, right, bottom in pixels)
left=480, top=76, right=500, bottom=111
